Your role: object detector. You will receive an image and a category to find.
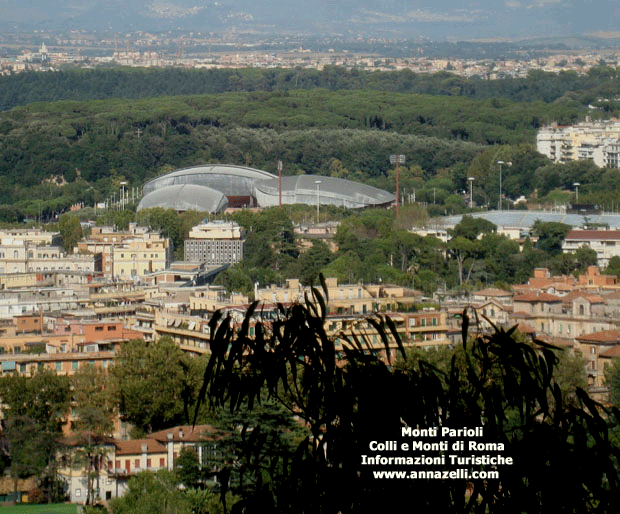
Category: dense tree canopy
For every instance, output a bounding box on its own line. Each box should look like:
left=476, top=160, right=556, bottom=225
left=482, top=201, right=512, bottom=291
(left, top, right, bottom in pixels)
left=110, top=337, right=204, bottom=435
left=195, top=292, right=620, bottom=513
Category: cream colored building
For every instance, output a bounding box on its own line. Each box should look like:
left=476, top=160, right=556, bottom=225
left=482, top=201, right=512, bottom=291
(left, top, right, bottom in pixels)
left=112, top=233, right=172, bottom=279
left=256, top=277, right=421, bottom=315
left=78, top=224, right=162, bottom=277
left=0, top=238, right=95, bottom=274
left=537, top=120, right=620, bottom=167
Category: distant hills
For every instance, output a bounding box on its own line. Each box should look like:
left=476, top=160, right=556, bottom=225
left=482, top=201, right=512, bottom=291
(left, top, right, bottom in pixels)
left=1, top=0, right=620, bottom=42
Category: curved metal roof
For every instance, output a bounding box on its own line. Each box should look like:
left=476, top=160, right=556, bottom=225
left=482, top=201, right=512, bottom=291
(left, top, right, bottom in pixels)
left=254, top=175, right=395, bottom=209
left=137, top=184, right=228, bottom=213
left=143, top=164, right=277, bottom=197
left=440, top=210, right=620, bottom=230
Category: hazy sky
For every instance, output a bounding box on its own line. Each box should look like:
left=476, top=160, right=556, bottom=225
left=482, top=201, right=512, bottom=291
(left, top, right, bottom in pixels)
left=0, top=0, right=618, bottom=40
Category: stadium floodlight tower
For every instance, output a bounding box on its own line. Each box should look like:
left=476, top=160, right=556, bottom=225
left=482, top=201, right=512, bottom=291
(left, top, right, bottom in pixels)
left=468, top=177, right=475, bottom=209
left=497, top=161, right=512, bottom=211
left=315, top=180, right=322, bottom=224
left=390, top=154, right=406, bottom=216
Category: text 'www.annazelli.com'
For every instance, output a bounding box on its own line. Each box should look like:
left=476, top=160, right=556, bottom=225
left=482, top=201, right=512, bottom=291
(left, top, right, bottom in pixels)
left=372, top=469, right=499, bottom=480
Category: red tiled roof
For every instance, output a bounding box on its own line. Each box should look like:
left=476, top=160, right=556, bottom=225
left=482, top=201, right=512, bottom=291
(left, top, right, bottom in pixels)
left=535, top=335, right=574, bottom=348
left=562, top=291, right=605, bottom=304
left=575, top=330, right=620, bottom=344
left=600, top=346, right=620, bottom=358
left=115, top=438, right=167, bottom=456
left=565, top=230, right=620, bottom=241
left=147, top=424, right=223, bottom=443
left=517, top=323, right=536, bottom=334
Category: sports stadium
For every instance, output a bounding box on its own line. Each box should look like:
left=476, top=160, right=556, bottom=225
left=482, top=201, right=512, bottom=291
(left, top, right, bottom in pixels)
left=138, top=164, right=395, bottom=213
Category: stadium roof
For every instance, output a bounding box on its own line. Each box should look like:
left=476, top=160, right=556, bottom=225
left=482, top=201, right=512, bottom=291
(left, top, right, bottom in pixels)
left=143, top=164, right=277, bottom=197
left=438, top=210, right=620, bottom=230
left=254, top=175, right=395, bottom=209
left=137, top=184, right=228, bottom=213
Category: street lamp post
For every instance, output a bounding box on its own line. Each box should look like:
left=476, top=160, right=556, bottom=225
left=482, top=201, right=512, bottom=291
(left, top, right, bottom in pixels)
left=574, top=182, right=580, bottom=203
left=468, top=177, right=475, bottom=209
left=497, top=161, right=512, bottom=211
left=315, top=180, right=322, bottom=224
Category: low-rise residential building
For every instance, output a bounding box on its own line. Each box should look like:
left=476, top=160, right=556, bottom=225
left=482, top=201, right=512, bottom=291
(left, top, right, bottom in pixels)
left=59, top=425, right=220, bottom=505
left=575, top=330, right=620, bottom=387
left=562, top=229, right=620, bottom=267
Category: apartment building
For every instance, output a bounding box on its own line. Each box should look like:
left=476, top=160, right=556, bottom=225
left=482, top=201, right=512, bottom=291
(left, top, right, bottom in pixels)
left=0, top=237, right=95, bottom=274
left=112, top=233, right=172, bottom=279
left=562, top=230, right=620, bottom=267
left=255, top=277, right=422, bottom=315
left=537, top=120, right=620, bottom=168
left=78, top=224, right=171, bottom=279
left=59, top=424, right=218, bottom=504
left=184, top=220, right=245, bottom=265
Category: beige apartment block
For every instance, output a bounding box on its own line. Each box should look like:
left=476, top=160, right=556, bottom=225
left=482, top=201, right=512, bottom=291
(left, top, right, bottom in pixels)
left=78, top=224, right=167, bottom=278
left=255, top=277, right=421, bottom=315
left=112, top=233, right=171, bottom=279
left=0, top=238, right=95, bottom=274
left=537, top=120, right=620, bottom=167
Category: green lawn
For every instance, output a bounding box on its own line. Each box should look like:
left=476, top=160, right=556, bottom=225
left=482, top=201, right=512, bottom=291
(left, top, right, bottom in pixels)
left=0, top=505, right=78, bottom=514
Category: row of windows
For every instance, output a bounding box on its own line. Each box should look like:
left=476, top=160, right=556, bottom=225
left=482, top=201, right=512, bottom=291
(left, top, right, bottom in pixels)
left=408, top=317, right=439, bottom=327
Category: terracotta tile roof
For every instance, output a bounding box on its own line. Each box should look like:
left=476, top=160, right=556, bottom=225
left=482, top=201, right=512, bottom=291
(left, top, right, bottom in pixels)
left=517, top=323, right=536, bottom=334
left=115, top=438, right=167, bottom=456
left=551, top=283, right=575, bottom=292
left=600, top=346, right=620, bottom=358
left=535, top=335, right=574, bottom=348
left=562, top=291, right=605, bottom=304
left=575, top=330, right=620, bottom=344
left=513, top=292, right=562, bottom=302
left=565, top=229, right=620, bottom=240
left=147, top=424, right=224, bottom=443
left=511, top=311, right=533, bottom=317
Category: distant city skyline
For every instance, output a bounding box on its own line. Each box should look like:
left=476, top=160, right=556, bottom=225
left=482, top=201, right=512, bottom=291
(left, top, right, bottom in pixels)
left=0, top=0, right=619, bottom=41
